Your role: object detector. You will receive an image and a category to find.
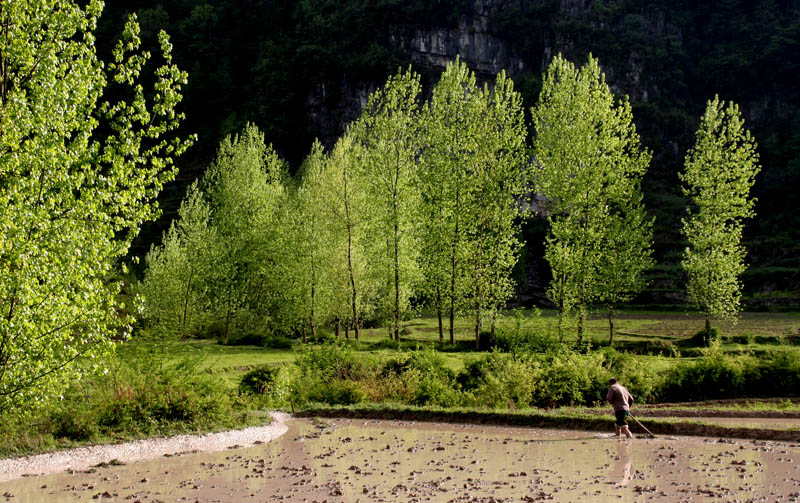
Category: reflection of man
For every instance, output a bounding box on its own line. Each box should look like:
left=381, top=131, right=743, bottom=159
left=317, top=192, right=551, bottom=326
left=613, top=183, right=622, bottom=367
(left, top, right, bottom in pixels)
left=611, top=440, right=633, bottom=487
left=606, top=378, right=634, bottom=439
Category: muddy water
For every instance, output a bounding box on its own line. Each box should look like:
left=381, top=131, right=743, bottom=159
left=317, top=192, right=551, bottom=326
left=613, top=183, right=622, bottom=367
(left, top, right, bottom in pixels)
left=2, top=418, right=800, bottom=502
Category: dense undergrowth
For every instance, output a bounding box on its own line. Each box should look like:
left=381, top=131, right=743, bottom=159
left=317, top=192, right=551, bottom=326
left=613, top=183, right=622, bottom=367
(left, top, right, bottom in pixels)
left=284, top=336, right=800, bottom=411
left=3, top=323, right=800, bottom=459
left=0, top=341, right=275, bottom=459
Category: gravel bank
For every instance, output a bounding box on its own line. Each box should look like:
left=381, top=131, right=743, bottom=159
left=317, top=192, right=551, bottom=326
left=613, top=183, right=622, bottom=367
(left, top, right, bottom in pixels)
left=0, top=411, right=289, bottom=483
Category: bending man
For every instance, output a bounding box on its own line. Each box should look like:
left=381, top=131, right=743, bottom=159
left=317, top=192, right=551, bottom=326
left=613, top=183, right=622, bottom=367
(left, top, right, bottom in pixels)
left=606, top=378, right=634, bottom=439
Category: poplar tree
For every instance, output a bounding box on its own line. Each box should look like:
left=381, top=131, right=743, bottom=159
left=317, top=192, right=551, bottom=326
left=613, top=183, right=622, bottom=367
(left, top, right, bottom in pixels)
left=352, top=68, right=423, bottom=341
left=681, top=96, right=760, bottom=339
left=323, top=135, right=375, bottom=339
left=202, top=124, right=286, bottom=343
left=419, top=57, right=482, bottom=344
left=0, top=2, right=192, bottom=412
left=532, top=54, right=651, bottom=346
left=283, top=141, right=336, bottom=341
left=463, top=70, right=528, bottom=349
left=140, top=183, right=218, bottom=339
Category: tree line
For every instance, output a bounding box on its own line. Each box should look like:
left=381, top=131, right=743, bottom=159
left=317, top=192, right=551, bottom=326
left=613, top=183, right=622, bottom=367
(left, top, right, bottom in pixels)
left=140, top=54, right=760, bottom=349
left=0, top=1, right=763, bottom=416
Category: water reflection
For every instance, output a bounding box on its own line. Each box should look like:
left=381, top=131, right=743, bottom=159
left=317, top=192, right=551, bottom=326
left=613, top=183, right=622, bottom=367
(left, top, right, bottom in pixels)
left=611, top=440, right=633, bottom=487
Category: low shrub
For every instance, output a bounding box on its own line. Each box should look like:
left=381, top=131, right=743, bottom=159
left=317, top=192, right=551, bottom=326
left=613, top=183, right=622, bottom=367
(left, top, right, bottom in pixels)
left=597, top=347, right=661, bottom=403
left=660, top=353, right=748, bottom=401
left=746, top=347, right=800, bottom=396
left=223, top=332, right=267, bottom=347
left=411, top=371, right=462, bottom=407
left=48, top=406, right=98, bottom=441
left=531, top=350, right=609, bottom=407
left=461, top=353, right=539, bottom=408
left=239, top=365, right=280, bottom=394
left=262, top=336, right=294, bottom=349
left=295, top=341, right=367, bottom=382
left=304, top=380, right=367, bottom=405
left=97, top=380, right=231, bottom=434
left=680, top=326, right=720, bottom=347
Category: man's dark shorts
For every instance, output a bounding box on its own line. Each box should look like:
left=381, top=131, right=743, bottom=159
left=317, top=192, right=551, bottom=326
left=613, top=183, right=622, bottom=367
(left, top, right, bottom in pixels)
left=615, top=409, right=630, bottom=427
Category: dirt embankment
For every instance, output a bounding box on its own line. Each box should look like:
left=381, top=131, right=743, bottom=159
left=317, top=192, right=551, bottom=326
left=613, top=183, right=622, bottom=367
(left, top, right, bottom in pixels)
left=298, top=407, right=800, bottom=442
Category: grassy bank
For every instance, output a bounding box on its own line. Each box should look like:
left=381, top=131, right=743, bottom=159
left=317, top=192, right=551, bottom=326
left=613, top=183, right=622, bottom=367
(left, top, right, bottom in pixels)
left=0, top=342, right=278, bottom=459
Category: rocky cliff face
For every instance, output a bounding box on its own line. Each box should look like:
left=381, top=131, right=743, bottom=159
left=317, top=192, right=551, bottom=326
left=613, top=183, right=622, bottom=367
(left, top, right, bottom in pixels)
left=394, top=2, right=525, bottom=79
left=305, top=0, right=677, bottom=138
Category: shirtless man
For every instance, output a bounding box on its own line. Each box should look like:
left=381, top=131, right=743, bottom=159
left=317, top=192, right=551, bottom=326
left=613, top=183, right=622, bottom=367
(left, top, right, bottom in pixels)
left=606, top=378, right=634, bottom=439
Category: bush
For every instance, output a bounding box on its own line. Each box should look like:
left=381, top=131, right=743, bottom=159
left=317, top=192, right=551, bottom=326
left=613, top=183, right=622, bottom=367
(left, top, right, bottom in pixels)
left=224, top=332, right=267, bottom=346
left=680, top=326, right=720, bottom=347
left=660, top=353, right=748, bottom=402
left=304, top=380, right=367, bottom=405
left=97, top=382, right=230, bottom=434
left=262, top=336, right=294, bottom=349
left=295, top=341, right=367, bottom=382
left=239, top=365, right=280, bottom=394
left=460, top=353, right=539, bottom=408
left=49, top=406, right=97, bottom=441
left=597, top=347, right=660, bottom=403
left=530, top=350, right=609, bottom=407
left=746, top=347, right=800, bottom=396
left=411, top=371, right=461, bottom=407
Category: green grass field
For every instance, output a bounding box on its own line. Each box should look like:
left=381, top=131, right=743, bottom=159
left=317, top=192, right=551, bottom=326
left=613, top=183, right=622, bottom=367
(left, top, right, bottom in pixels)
left=167, top=309, right=800, bottom=381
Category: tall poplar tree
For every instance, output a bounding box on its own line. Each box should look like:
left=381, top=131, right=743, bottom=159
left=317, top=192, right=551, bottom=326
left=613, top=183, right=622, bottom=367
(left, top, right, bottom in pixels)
left=202, top=124, right=286, bottom=343
left=323, top=134, right=375, bottom=339
left=140, top=183, right=218, bottom=339
left=419, top=57, right=482, bottom=344
left=681, top=96, right=760, bottom=339
left=463, top=70, right=528, bottom=348
left=0, top=2, right=192, bottom=412
left=532, top=54, right=651, bottom=345
left=352, top=68, right=423, bottom=341
left=282, top=141, right=336, bottom=341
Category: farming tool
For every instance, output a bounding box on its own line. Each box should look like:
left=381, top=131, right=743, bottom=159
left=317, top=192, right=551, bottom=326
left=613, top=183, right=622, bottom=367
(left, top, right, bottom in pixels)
left=630, top=414, right=656, bottom=438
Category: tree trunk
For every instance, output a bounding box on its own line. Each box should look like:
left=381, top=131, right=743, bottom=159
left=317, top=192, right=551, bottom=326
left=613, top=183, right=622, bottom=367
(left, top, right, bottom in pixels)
left=343, top=165, right=359, bottom=340
left=474, top=303, right=482, bottom=351
left=608, top=307, right=615, bottom=346
left=576, top=311, right=584, bottom=348
left=223, top=281, right=233, bottom=345
left=557, top=272, right=566, bottom=341
left=474, top=263, right=482, bottom=351
left=449, top=187, right=460, bottom=346
left=310, top=262, right=316, bottom=341
left=436, top=287, right=443, bottom=343
left=394, top=218, right=401, bottom=342
left=345, top=320, right=350, bottom=339
left=181, top=266, right=195, bottom=338
left=335, top=318, right=340, bottom=338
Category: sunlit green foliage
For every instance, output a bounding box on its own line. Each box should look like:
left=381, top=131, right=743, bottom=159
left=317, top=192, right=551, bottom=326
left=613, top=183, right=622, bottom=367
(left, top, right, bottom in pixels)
left=681, top=96, right=760, bottom=331
left=532, top=54, right=652, bottom=344
left=0, top=1, right=192, bottom=413
left=141, top=124, right=285, bottom=342
left=352, top=68, right=423, bottom=340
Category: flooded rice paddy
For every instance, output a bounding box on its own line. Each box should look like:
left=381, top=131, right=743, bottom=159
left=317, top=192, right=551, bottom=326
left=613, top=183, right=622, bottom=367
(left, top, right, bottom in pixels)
left=2, top=417, right=800, bottom=502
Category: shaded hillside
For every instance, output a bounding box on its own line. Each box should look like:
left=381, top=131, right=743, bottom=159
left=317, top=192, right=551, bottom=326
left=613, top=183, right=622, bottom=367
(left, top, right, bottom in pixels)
left=99, top=0, right=800, bottom=305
